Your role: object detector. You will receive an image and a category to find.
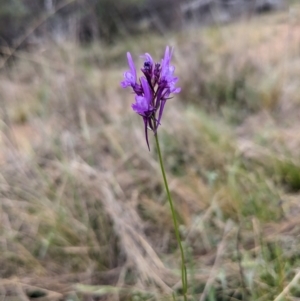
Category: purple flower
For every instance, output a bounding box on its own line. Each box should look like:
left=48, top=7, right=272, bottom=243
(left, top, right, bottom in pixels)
left=131, top=77, right=155, bottom=150
left=160, top=47, right=181, bottom=94
left=141, top=53, right=154, bottom=74
left=121, top=52, right=137, bottom=88
left=121, top=46, right=180, bottom=149
left=132, top=77, right=153, bottom=115
left=160, top=46, right=173, bottom=81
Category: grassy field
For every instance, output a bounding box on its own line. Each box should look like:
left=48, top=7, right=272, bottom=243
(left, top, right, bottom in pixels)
left=1, top=5, right=300, bottom=301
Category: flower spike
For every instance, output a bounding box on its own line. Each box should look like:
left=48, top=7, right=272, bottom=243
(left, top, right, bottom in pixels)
left=121, top=46, right=180, bottom=149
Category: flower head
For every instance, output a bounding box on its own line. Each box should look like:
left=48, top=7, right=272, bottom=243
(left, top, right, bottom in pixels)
left=121, top=46, right=180, bottom=149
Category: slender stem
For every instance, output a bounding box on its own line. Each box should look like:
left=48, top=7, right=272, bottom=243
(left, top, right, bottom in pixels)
left=154, top=133, right=188, bottom=301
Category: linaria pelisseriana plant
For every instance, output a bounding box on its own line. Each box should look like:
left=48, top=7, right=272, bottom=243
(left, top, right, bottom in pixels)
left=121, top=46, right=187, bottom=300
left=121, top=46, right=181, bottom=150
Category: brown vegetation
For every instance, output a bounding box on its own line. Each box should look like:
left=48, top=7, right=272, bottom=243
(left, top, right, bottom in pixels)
left=1, top=5, right=300, bottom=301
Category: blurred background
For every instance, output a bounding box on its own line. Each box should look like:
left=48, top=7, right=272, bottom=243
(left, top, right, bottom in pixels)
left=1, top=0, right=300, bottom=300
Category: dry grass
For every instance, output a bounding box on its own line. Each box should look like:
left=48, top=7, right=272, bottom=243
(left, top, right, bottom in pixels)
left=1, top=5, right=300, bottom=301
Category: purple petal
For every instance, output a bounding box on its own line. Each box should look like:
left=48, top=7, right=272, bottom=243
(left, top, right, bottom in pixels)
left=163, top=46, right=170, bottom=66
left=172, top=87, right=181, bottom=93
left=161, top=46, right=176, bottom=82
left=169, top=81, right=181, bottom=94
left=141, top=53, right=154, bottom=65
left=127, top=52, right=137, bottom=83
left=132, top=95, right=148, bottom=114
left=140, top=77, right=152, bottom=104
left=121, top=71, right=136, bottom=88
left=155, top=86, right=164, bottom=110
left=120, top=80, right=129, bottom=88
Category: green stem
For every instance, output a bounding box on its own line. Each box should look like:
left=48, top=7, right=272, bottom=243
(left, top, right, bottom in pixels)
left=154, top=133, right=188, bottom=301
